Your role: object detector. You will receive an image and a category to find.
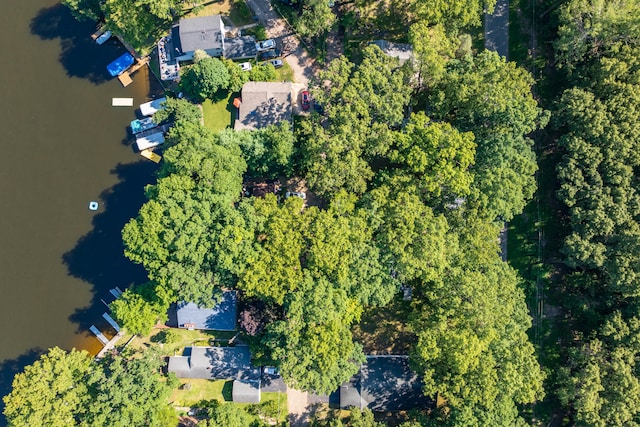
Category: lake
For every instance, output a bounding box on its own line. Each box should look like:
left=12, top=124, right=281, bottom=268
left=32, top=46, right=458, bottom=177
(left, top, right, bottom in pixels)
left=0, top=0, right=162, bottom=415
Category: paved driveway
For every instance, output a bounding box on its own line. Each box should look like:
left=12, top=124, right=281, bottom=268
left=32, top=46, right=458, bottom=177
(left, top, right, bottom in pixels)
left=245, top=0, right=318, bottom=85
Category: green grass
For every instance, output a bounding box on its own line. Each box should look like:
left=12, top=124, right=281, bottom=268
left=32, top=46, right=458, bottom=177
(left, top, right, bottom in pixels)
left=185, top=0, right=254, bottom=26
left=203, top=92, right=235, bottom=131
left=170, top=380, right=288, bottom=424
left=274, top=61, right=295, bottom=82
left=126, top=328, right=238, bottom=357
left=171, top=379, right=232, bottom=406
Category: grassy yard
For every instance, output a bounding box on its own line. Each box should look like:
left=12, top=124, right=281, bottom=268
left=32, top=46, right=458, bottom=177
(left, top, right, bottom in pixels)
left=170, top=380, right=288, bottom=424
left=203, top=92, right=235, bottom=131
left=274, top=61, right=295, bottom=82
left=125, top=328, right=238, bottom=357
left=352, top=298, right=415, bottom=355
left=171, top=379, right=232, bottom=406
left=185, top=0, right=254, bottom=26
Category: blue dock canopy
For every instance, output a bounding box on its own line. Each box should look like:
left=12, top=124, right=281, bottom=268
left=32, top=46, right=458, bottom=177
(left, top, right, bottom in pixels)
left=107, top=52, right=134, bottom=77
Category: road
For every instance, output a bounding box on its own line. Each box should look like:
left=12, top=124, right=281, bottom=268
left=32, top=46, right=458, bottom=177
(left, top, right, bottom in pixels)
left=245, top=0, right=318, bottom=85
left=484, top=0, right=509, bottom=59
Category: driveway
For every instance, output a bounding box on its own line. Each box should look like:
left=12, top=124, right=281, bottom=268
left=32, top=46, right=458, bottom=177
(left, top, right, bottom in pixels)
left=245, top=0, right=318, bottom=85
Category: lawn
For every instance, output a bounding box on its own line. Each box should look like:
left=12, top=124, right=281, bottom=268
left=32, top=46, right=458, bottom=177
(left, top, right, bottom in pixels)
left=202, top=93, right=235, bottom=131
left=185, top=0, right=254, bottom=26
left=351, top=298, right=415, bottom=355
left=171, top=379, right=232, bottom=406
left=274, top=61, right=295, bottom=82
left=124, top=328, right=238, bottom=357
left=170, top=380, right=288, bottom=424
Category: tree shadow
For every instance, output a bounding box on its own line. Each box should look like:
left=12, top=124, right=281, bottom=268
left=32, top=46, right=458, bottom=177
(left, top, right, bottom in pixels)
left=0, top=348, right=45, bottom=427
left=63, top=161, right=157, bottom=333
left=30, top=3, right=128, bottom=85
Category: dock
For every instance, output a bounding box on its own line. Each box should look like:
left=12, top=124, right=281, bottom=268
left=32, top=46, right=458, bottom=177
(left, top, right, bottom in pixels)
left=95, top=330, right=125, bottom=359
left=140, top=149, right=162, bottom=163
left=109, top=287, right=123, bottom=298
left=112, top=98, right=133, bottom=107
left=91, top=26, right=107, bottom=41
left=89, top=325, right=109, bottom=345
left=102, top=312, right=121, bottom=332
left=117, top=57, right=150, bottom=87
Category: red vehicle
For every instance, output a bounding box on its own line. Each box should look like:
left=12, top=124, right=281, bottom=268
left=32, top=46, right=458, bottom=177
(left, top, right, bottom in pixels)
left=301, top=90, right=311, bottom=111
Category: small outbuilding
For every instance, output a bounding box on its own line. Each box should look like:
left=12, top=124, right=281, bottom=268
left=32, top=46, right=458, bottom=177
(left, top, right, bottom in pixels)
left=176, top=290, right=238, bottom=331
left=370, top=40, right=414, bottom=64
left=233, top=379, right=261, bottom=403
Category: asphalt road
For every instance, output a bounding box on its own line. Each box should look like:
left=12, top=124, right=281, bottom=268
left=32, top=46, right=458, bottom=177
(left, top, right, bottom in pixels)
left=484, top=0, right=509, bottom=59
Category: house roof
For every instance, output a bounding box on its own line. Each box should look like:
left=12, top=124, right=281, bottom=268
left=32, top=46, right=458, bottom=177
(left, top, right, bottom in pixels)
left=168, top=346, right=260, bottom=380
left=234, top=82, right=293, bottom=131
left=173, top=15, right=224, bottom=55
left=233, top=380, right=261, bottom=403
left=176, top=290, right=237, bottom=331
left=339, top=356, right=430, bottom=412
left=224, top=36, right=257, bottom=60
left=371, top=40, right=413, bottom=63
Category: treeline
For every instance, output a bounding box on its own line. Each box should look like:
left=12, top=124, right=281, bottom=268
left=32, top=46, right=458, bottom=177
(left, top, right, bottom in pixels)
left=548, top=0, right=640, bottom=425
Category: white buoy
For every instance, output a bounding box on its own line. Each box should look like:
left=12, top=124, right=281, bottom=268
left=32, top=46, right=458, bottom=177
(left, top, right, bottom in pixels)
left=89, top=201, right=99, bottom=211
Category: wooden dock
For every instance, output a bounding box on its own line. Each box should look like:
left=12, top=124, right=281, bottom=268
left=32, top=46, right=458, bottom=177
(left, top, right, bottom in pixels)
left=95, top=330, right=125, bottom=359
left=102, top=312, right=121, bottom=332
left=140, top=149, right=162, bottom=163
left=89, top=325, right=109, bottom=345
left=91, top=26, right=107, bottom=41
left=117, top=57, right=149, bottom=87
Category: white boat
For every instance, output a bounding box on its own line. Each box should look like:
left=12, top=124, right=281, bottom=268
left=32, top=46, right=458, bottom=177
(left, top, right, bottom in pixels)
left=135, top=131, right=165, bottom=151
left=139, top=97, right=167, bottom=117
left=96, top=30, right=112, bottom=45
left=89, top=201, right=99, bottom=211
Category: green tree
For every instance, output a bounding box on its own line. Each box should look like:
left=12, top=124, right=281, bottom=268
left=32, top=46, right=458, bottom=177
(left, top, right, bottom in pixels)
left=410, top=0, right=496, bottom=30
left=296, top=0, right=336, bottom=38
left=429, top=50, right=548, bottom=220
left=82, top=350, right=178, bottom=427
left=153, top=97, right=202, bottom=125
left=110, top=282, right=170, bottom=336
left=555, top=0, right=640, bottom=69
left=201, top=400, right=258, bottom=427
left=61, top=0, right=101, bottom=21
left=224, top=59, right=250, bottom=92
left=410, top=219, right=544, bottom=426
left=3, top=347, right=92, bottom=427
left=181, top=57, right=231, bottom=101
left=249, top=62, right=277, bottom=82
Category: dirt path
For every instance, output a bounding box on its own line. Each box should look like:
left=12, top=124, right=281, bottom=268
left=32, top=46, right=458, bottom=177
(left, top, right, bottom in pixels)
left=245, top=0, right=318, bottom=85
left=287, top=387, right=310, bottom=427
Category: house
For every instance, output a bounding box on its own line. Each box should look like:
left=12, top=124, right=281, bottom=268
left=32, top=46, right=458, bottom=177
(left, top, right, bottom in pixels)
left=233, top=379, right=261, bottom=403
left=176, top=290, right=238, bottom=331
left=234, top=82, right=294, bottom=131
left=171, top=15, right=256, bottom=62
left=339, top=356, right=431, bottom=411
left=168, top=346, right=260, bottom=380
left=370, top=40, right=414, bottom=64
left=224, top=36, right=258, bottom=61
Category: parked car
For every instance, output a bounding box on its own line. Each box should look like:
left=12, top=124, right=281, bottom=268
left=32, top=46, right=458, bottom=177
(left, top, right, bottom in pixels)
left=255, top=39, right=276, bottom=52
left=258, top=49, right=281, bottom=61
left=264, top=59, right=283, bottom=68
left=300, top=90, right=311, bottom=111
left=239, top=62, right=252, bottom=71
left=263, top=366, right=279, bottom=375
left=285, top=191, right=306, bottom=200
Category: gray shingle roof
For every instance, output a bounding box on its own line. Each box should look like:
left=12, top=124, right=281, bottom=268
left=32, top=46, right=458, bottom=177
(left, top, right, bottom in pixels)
left=371, top=40, right=413, bottom=63
left=176, top=291, right=237, bottom=331
left=235, top=82, right=293, bottom=131
left=168, top=346, right=261, bottom=380
left=175, top=15, right=224, bottom=54
left=233, top=379, right=261, bottom=403
left=224, top=36, right=258, bottom=60
left=339, top=356, right=430, bottom=411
